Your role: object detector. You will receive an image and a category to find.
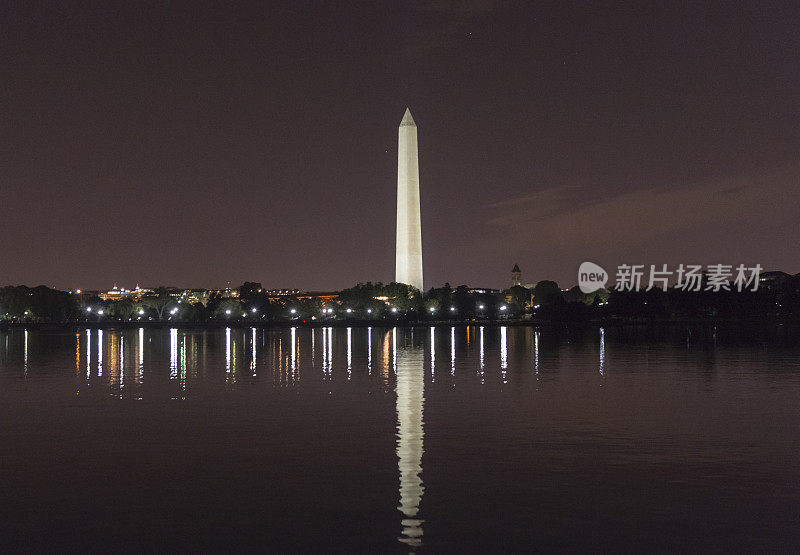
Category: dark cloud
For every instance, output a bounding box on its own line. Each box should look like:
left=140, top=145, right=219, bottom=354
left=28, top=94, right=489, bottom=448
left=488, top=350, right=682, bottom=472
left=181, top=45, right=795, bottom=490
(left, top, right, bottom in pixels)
left=480, top=163, right=800, bottom=284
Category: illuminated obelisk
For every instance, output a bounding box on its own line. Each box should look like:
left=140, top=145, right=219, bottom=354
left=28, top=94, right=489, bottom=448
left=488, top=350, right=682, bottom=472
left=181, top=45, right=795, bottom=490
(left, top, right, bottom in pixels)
left=395, top=107, right=424, bottom=291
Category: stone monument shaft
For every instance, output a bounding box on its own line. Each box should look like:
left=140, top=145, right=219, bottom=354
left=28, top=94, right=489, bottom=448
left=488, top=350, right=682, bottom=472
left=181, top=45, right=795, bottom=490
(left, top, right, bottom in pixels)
left=395, top=108, right=423, bottom=291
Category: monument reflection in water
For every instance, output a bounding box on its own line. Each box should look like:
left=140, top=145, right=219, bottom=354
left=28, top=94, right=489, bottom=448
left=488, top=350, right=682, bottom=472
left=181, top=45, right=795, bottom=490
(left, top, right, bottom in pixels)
left=395, top=331, right=425, bottom=546
left=2, top=325, right=799, bottom=552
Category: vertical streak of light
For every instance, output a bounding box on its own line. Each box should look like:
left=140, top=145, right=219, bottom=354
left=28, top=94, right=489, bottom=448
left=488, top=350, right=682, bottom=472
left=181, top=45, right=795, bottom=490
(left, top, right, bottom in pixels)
left=86, top=329, right=91, bottom=380
left=534, top=330, right=540, bottom=375
left=392, top=327, right=397, bottom=375
left=291, top=327, right=297, bottom=378
left=119, top=335, right=125, bottom=394
left=232, top=330, right=238, bottom=381
left=450, top=327, right=455, bottom=377
left=170, top=328, right=178, bottom=380
left=23, top=329, right=28, bottom=377
left=599, top=327, right=606, bottom=376
left=347, top=327, right=352, bottom=380
left=75, top=332, right=80, bottom=373
left=97, top=329, right=103, bottom=376
left=225, top=327, right=231, bottom=379
left=429, top=327, right=435, bottom=382
left=75, top=332, right=80, bottom=394
left=138, top=328, right=144, bottom=384
left=381, top=330, right=391, bottom=387
left=107, top=334, right=119, bottom=389
left=180, top=333, right=187, bottom=393
left=321, top=327, right=327, bottom=378
left=500, top=326, right=507, bottom=384
left=479, top=326, right=485, bottom=384
left=367, top=327, right=372, bottom=375
left=251, top=327, right=257, bottom=375
left=327, top=326, right=333, bottom=376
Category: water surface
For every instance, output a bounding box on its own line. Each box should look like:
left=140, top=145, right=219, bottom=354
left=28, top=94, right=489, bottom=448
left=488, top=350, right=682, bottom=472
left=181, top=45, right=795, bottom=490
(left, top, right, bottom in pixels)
left=0, top=326, right=798, bottom=552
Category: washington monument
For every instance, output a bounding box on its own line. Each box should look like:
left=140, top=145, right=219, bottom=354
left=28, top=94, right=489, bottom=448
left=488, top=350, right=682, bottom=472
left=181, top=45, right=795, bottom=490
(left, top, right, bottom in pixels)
left=395, top=107, right=423, bottom=291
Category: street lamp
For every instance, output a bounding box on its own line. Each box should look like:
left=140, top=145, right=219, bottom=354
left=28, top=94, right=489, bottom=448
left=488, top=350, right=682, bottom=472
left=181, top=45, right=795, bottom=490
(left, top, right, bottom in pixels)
left=391, top=307, right=398, bottom=313
left=367, top=308, right=372, bottom=314
left=251, top=307, right=258, bottom=313
left=290, top=308, right=297, bottom=314
left=225, top=309, right=232, bottom=315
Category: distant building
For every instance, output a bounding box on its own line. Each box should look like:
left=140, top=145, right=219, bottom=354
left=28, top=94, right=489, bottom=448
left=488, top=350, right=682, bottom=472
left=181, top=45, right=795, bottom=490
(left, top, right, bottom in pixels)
left=468, top=288, right=500, bottom=295
left=264, top=289, right=301, bottom=297
left=209, top=287, right=240, bottom=299
left=98, top=283, right=149, bottom=301
left=180, top=289, right=211, bottom=306
left=511, top=264, right=522, bottom=287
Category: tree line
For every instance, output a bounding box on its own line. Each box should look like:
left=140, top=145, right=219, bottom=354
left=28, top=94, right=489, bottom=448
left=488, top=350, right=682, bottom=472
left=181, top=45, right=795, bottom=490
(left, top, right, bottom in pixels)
left=1, top=274, right=799, bottom=324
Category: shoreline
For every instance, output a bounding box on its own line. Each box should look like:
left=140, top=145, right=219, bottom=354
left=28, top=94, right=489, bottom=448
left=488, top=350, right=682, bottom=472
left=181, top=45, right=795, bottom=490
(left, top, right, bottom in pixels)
left=0, top=316, right=794, bottom=331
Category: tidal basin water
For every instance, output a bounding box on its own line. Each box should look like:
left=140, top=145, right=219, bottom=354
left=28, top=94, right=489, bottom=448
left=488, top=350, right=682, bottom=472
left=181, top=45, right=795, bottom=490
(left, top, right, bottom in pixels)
left=0, top=326, right=798, bottom=552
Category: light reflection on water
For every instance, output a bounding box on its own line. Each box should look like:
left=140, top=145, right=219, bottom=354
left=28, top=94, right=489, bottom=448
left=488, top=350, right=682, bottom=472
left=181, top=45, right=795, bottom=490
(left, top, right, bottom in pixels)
left=396, top=334, right=425, bottom=546
left=0, top=325, right=799, bottom=552
left=599, top=327, right=606, bottom=376
left=97, top=329, right=103, bottom=376
left=29, top=326, right=594, bottom=402
left=23, top=329, right=28, bottom=376
left=429, top=326, right=435, bottom=383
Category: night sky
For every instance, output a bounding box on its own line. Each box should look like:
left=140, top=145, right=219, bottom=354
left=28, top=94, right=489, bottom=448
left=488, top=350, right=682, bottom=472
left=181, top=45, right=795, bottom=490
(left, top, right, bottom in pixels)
left=3, top=1, right=798, bottom=291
